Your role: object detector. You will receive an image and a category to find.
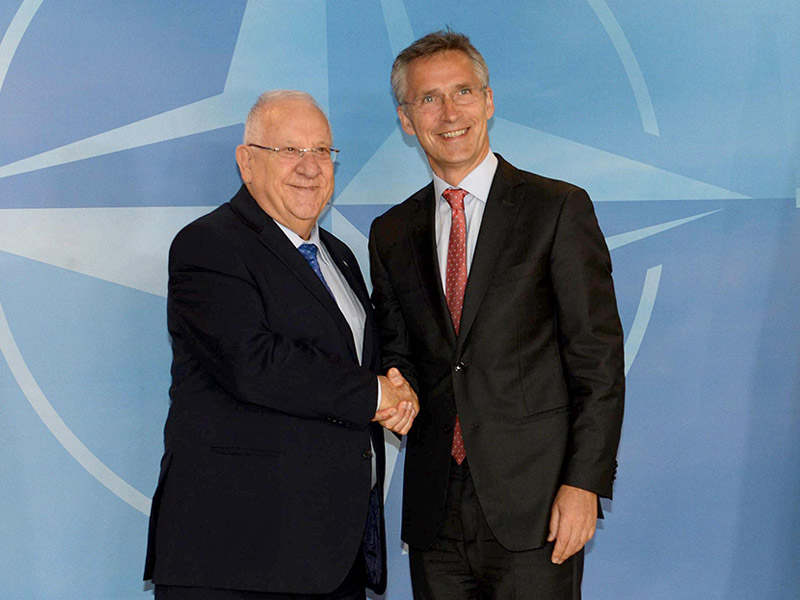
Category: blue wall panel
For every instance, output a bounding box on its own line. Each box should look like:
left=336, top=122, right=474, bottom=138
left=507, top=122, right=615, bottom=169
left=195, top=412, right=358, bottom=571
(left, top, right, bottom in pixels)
left=0, top=1, right=797, bottom=598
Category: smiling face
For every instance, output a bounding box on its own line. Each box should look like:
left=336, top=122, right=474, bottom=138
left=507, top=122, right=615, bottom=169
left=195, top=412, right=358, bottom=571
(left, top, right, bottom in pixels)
left=397, top=50, right=495, bottom=186
left=235, top=98, right=334, bottom=239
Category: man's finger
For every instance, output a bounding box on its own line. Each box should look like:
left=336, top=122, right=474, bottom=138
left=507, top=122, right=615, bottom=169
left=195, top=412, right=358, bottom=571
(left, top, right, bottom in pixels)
left=547, top=504, right=560, bottom=543
left=387, top=367, right=405, bottom=386
left=372, top=407, right=397, bottom=422
left=388, top=402, right=418, bottom=433
left=385, top=402, right=417, bottom=429
left=554, top=518, right=595, bottom=564
left=379, top=406, right=408, bottom=429
left=394, top=403, right=415, bottom=427
left=551, top=519, right=571, bottom=564
left=559, top=526, right=582, bottom=564
left=394, top=410, right=415, bottom=435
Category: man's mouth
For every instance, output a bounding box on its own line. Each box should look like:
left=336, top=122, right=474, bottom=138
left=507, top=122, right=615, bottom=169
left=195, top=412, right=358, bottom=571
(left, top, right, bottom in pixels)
left=440, top=127, right=468, bottom=139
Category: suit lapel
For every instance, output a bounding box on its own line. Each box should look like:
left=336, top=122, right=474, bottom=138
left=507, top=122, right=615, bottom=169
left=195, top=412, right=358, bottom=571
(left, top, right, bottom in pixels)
left=408, top=185, right=458, bottom=348
left=320, top=228, right=373, bottom=365
left=457, top=157, right=524, bottom=353
left=230, top=187, right=357, bottom=360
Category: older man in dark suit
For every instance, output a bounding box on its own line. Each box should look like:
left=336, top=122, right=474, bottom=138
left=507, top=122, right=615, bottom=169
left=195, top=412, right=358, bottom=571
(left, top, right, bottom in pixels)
left=145, top=90, right=417, bottom=599
left=369, top=32, right=625, bottom=599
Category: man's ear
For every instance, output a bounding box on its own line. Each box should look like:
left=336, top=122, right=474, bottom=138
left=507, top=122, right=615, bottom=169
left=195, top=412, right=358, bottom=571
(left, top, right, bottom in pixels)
left=397, top=105, right=417, bottom=137
left=235, top=145, right=252, bottom=183
left=484, top=86, right=495, bottom=120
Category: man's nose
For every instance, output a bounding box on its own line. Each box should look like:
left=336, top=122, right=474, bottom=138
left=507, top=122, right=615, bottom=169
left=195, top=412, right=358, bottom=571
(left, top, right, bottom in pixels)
left=440, top=94, right=461, bottom=120
left=294, top=151, right=322, bottom=175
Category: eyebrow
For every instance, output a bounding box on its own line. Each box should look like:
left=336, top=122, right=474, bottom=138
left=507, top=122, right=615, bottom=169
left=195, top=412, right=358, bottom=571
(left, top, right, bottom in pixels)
left=415, top=82, right=477, bottom=96
left=278, top=140, right=332, bottom=146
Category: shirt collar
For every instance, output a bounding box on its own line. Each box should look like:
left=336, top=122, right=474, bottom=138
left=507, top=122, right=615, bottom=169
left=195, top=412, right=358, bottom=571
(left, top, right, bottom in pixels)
left=274, top=220, right=322, bottom=250
left=432, top=150, right=498, bottom=204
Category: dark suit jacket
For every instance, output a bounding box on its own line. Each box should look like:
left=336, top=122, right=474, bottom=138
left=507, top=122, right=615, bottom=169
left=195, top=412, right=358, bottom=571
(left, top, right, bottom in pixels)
left=369, top=155, right=624, bottom=551
left=144, top=185, right=386, bottom=594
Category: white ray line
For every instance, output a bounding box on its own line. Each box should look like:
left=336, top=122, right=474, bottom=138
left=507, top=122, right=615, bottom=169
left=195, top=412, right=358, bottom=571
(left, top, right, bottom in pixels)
left=380, top=0, right=415, bottom=58
left=625, top=265, right=662, bottom=375
left=0, top=0, right=330, bottom=180
left=0, top=0, right=44, bottom=95
left=587, top=0, right=660, bottom=136
left=336, top=120, right=750, bottom=205
left=606, top=209, right=721, bottom=250
left=0, top=298, right=152, bottom=515
left=0, top=94, right=238, bottom=179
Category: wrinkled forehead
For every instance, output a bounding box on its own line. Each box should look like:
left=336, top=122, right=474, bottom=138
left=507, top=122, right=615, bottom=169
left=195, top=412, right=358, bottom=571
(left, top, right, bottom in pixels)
left=405, top=50, right=482, bottom=93
left=260, top=100, right=332, bottom=143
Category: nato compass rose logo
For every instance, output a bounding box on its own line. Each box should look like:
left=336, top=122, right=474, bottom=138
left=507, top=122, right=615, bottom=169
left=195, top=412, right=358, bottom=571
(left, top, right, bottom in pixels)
left=0, top=0, right=759, bottom=595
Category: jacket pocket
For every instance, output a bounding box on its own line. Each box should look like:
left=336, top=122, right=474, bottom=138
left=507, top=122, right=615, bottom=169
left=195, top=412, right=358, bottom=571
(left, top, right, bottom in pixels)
left=209, top=446, right=281, bottom=457
left=519, top=404, right=570, bottom=424
left=491, top=260, right=542, bottom=284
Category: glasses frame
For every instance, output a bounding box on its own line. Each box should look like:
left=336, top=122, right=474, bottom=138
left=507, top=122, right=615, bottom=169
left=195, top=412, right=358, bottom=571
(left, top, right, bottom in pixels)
left=247, top=143, right=340, bottom=163
left=402, top=86, right=488, bottom=113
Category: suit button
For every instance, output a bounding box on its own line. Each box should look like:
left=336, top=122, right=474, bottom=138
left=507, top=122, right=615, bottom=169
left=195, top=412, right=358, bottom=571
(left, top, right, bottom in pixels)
left=453, top=361, right=465, bottom=372
left=443, top=425, right=452, bottom=433
left=362, top=450, right=373, bottom=460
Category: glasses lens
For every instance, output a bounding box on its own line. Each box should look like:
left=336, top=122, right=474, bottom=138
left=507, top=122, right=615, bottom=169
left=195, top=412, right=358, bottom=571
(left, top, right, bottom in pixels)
left=412, top=87, right=483, bottom=112
left=415, top=97, right=442, bottom=113
left=453, top=87, right=483, bottom=105
left=277, top=148, right=299, bottom=159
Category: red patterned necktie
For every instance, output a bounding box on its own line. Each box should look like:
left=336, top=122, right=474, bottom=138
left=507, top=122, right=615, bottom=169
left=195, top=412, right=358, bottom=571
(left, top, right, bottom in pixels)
left=443, top=187, right=468, bottom=465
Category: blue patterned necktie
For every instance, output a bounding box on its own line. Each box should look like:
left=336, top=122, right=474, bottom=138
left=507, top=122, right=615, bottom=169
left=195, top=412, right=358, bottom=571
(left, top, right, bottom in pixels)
left=298, top=243, right=334, bottom=298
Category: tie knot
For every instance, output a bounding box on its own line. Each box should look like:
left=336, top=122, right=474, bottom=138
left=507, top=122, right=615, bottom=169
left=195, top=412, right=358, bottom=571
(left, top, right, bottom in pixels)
left=443, top=188, right=467, bottom=211
left=298, top=242, right=319, bottom=263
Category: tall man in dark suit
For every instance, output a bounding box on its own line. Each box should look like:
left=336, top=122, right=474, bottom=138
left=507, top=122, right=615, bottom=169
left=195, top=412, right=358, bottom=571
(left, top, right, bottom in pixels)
left=369, top=32, right=625, bottom=599
left=145, top=90, right=418, bottom=600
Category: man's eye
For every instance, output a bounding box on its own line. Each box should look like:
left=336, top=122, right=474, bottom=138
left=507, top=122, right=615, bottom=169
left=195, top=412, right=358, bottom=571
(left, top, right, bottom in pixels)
left=284, top=147, right=297, bottom=154
left=457, top=88, right=472, bottom=96
left=313, top=147, right=329, bottom=154
left=420, top=95, right=435, bottom=104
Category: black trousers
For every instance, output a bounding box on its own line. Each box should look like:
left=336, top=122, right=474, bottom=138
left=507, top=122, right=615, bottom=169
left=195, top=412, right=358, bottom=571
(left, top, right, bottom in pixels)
left=409, top=458, right=583, bottom=600
left=154, top=550, right=366, bottom=600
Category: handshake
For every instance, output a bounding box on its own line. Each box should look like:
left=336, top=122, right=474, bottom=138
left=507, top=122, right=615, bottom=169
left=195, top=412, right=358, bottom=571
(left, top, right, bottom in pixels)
left=373, top=368, right=419, bottom=435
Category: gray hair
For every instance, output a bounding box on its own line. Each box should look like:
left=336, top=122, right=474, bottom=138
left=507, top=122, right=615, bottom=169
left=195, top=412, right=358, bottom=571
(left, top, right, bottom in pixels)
left=243, top=90, right=326, bottom=143
left=390, top=30, right=490, bottom=105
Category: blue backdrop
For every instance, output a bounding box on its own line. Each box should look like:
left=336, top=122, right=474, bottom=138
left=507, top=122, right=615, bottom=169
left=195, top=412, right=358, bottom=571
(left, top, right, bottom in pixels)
left=0, top=1, right=798, bottom=598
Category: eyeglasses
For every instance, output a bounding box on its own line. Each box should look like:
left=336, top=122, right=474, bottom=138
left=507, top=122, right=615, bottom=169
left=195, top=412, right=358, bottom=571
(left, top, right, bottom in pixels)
left=403, top=86, right=487, bottom=113
left=248, top=144, right=340, bottom=163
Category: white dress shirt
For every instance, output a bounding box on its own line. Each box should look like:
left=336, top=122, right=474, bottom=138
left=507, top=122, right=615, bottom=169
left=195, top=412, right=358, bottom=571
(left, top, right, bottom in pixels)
left=275, top=221, right=367, bottom=363
left=274, top=220, right=378, bottom=485
left=432, top=150, right=499, bottom=289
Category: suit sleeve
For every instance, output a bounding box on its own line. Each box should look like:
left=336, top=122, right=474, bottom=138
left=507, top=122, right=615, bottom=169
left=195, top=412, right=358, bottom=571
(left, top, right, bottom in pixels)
left=549, top=188, right=625, bottom=498
left=368, top=220, right=419, bottom=392
left=167, top=221, right=378, bottom=429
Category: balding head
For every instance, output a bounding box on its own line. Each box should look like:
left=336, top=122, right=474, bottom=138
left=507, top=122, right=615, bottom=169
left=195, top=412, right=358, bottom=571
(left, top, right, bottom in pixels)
left=243, top=90, right=329, bottom=145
